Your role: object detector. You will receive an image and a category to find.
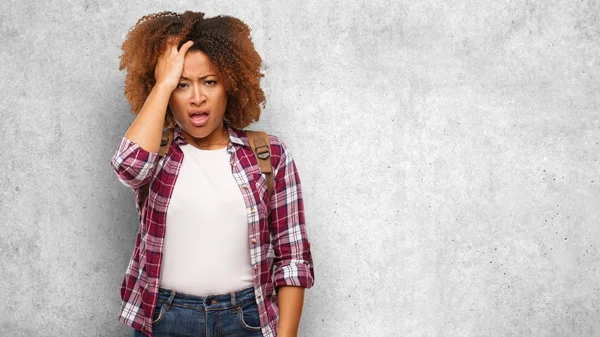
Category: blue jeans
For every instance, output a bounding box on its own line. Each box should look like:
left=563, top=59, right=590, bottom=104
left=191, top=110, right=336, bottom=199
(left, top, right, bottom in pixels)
left=133, top=286, right=263, bottom=337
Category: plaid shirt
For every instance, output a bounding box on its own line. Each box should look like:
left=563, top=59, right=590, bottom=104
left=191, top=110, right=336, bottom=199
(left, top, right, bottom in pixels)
left=110, top=121, right=314, bottom=337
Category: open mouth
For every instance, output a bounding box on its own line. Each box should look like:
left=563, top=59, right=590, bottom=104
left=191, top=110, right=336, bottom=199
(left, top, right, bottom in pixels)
left=189, top=112, right=209, bottom=127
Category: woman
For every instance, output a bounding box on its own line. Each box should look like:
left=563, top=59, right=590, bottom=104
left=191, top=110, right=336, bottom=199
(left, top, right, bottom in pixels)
left=110, top=11, right=314, bottom=337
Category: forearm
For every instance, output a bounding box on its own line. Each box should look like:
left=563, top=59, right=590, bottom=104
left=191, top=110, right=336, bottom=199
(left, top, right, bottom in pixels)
left=277, top=286, right=305, bottom=337
left=124, top=83, right=173, bottom=153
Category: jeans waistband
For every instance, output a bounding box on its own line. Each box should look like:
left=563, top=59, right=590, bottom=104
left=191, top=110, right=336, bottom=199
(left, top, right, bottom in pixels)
left=156, top=286, right=256, bottom=311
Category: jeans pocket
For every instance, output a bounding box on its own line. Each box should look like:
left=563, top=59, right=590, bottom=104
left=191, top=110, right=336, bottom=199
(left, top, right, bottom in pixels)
left=238, top=300, right=261, bottom=331
left=152, top=301, right=166, bottom=325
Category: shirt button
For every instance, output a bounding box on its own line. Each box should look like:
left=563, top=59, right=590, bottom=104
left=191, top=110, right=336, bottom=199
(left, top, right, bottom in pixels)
left=250, top=207, right=255, bottom=212
left=242, top=185, right=249, bottom=190
left=254, top=264, right=258, bottom=270
left=257, top=294, right=262, bottom=299
left=251, top=238, right=256, bottom=244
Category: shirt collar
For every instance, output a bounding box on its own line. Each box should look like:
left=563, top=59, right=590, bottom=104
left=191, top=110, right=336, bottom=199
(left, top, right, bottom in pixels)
left=172, top=119, right=251, bottom=149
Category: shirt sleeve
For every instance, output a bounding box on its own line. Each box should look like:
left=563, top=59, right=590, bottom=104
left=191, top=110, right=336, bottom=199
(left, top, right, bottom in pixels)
left=269, top=136, right=315, bottom=289
left=110, top=136, right=160, bottom=190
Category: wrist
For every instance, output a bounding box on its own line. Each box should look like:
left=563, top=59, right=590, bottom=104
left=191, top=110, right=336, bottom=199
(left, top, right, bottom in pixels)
left=154, top=81, right=176, bottom=95
left=277, top=325, right=298, bottom=337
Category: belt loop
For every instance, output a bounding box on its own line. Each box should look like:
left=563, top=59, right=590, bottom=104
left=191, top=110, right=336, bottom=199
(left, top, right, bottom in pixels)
left=165, top=289, right=177, bottom=311
left=230, top=290, right=237, bottom=307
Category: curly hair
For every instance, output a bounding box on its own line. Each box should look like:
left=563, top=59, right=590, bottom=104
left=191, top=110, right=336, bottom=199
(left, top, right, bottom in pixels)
left=119, top=11, right=265, bottom=129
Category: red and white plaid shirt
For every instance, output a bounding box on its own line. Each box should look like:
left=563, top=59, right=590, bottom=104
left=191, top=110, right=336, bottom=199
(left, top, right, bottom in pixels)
left=110, top=121, right=314, bottom=337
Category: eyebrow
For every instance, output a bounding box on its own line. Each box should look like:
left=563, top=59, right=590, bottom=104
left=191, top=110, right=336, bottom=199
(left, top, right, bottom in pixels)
left=180, top=74, right=217, bottom=81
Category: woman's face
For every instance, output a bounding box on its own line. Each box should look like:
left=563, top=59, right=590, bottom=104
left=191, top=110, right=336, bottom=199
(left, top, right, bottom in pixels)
left=169, top=50, right=228, bottom=146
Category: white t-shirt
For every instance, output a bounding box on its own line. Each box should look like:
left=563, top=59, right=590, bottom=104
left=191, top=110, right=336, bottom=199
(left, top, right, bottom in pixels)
left=159, top=143, right=254, bottom=295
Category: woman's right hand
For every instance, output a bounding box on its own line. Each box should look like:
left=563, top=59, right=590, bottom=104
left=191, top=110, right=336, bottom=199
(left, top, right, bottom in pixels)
left=123, top=40, right=194, bottom=152
left=154, top=40, right=194, bottom=91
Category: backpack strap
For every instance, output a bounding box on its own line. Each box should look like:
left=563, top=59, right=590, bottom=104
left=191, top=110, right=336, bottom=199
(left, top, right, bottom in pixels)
left=246, top=130, right=274, bottom=199
left=158, top=127, right=174, bottom=157
left=137, top=128, right=173, bottom=219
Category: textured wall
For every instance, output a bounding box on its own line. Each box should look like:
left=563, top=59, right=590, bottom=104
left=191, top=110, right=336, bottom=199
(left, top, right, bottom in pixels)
left=1, top=0, right=599, bottom=336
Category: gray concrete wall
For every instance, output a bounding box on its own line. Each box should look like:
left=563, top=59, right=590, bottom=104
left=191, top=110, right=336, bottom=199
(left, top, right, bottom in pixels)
left=1, top=0, right=598, bottom=336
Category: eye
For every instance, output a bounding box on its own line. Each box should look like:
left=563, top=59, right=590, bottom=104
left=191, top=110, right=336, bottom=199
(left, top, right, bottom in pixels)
left=177, top=83, right=188, bottom=89
left=204, top=80, right=216, bottom=86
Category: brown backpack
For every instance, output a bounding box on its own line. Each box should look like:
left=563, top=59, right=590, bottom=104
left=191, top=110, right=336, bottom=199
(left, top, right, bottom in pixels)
left=136, top=128, right=273, bottom=218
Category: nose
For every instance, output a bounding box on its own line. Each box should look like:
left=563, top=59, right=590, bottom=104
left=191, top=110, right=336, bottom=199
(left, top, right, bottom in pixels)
left=190, top=83, right=206, bottom=106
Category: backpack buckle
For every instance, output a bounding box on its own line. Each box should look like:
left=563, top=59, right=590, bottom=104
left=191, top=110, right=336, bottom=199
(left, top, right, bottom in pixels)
left=255, top=145, right=270, bottom=160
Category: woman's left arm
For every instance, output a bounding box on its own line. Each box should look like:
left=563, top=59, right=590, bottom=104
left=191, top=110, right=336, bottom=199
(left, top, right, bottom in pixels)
left=268, top=136, right=315, bottom=336
left=277, top=286, right=305, bottom=337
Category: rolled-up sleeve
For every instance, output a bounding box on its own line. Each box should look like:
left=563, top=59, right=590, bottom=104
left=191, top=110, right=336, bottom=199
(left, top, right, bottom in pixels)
left=269, top=137, right=314, bottom=289
left=110, top=136, right=160, bottom=190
